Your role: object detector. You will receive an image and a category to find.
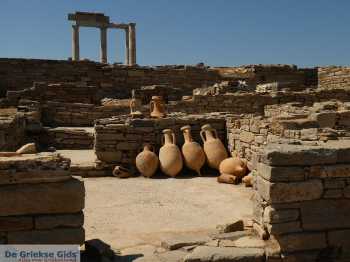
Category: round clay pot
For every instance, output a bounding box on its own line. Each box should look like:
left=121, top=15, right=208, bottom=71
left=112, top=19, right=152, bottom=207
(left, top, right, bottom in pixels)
left=136, top=144, right=159, bottom=178
left=200, top=124, right=228, bottom=170
left=159, top=129, right=183, bottom=177
left=181, top=125, right=205, bottom=176
left=219, top=155, right=247, bottom=178
left=150, top=96, right=166, bottom=118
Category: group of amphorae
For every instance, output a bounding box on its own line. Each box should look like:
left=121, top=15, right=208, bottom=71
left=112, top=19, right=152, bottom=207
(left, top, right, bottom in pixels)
left=135, top=124, right=253, bottom=186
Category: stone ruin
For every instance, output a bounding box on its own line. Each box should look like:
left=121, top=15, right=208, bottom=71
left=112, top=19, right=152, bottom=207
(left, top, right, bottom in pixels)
left=1, top=14, right=350, bottom=262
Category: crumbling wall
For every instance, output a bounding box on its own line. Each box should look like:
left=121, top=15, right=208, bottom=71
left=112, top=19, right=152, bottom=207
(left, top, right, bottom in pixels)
left=168, top=89, right=350, bottom=115
left=318, top=66, right=350, bottom=90
left=41, top=101, right=130, bottom=127
left=94, top=114, right=226, bottom=168
left=253, top=141, right=350, bottom=261
left=0, top=109, right=26, bottom=151
left=0, top=153, right=85, bottom=244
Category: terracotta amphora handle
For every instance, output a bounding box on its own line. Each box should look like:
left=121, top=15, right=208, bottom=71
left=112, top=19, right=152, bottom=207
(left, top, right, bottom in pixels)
left=200, top=130, right=207, bottom=142
left=212, top=129, right=219, bottom=139
left=150, top=101, right=154, bottom=114
left=172, top=132, right=176, bottom=145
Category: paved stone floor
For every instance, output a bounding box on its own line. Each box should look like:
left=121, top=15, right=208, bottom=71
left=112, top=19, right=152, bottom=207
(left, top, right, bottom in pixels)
left=58, top=149, right=96, bottom=167
left=83, top=176, right=253, bottom=254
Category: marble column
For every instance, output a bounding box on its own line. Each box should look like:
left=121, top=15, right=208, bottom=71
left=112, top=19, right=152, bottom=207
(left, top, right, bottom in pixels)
left=125, top=28, right=130, bottom=65
left=72, top=25, right=80, bottom=61
left=128, top=23, right=136, bottom=65
left=100, top=27, right=108, bottom=63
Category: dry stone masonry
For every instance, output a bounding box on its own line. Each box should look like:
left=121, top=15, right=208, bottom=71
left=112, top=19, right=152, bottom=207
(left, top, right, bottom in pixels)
left=0, top=153, right=85, bottom=244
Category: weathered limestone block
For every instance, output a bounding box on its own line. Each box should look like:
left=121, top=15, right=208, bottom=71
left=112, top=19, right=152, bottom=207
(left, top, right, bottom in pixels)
left=161, top=234, right=211, bottom=250
left=276, top=232, right=327, bottom=252
left=257, top=176, right=323, bottom=203
left=323, top=189, right=343, bottom=199
left=262, top=144, right=338, bottom=166
left=183, top=246, right=264, bottom=262
left=301, top=199, right=350, bottom=230
left=328, top=229, right=350, bottom=257
left=35, top=212, right=84, bottom=230
left=324, top=179, right=346, bottom=189
left=257, top=163, right=305, bottom=182
left=0, top=178, right=84, bottom=216
left=7, top=227, right=84, bottom=244
left=95, top=151, right=122, bottom=163
left=263, top=206, right=299, bottom=224
left=267, top=221, right=302, bottom=235
left=240, top=131, right=255, bottom=143
left=0, top=216, right=33, bottom=232
left=310, top=112, right=337, bottom=128
left=0, top=170, right=70, bottom=185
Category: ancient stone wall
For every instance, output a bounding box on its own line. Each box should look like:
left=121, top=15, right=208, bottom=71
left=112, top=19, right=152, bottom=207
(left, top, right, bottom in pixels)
left=0, top=153, right=85, bottom=244
left=168, top=89, right=350, bottom=115
left=226, top=102, right=350, bottom=170
left=41, top=101, right=130, bottom=127
left=0, top=59, right=319, bottom=99
left=0, top=109, right=26, bottom=151
left=318, top=66, right=350, bottom=90
left=94, top=114, right=226, bottom=168
left=0, top=59, right=222, bottom=98
left=253, top=141, right=350, bottom=260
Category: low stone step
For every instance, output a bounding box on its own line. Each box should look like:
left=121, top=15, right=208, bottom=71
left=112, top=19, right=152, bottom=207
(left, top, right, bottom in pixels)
left=183, top=246, right=265, bottom=262
left=41, top=127, right=94, bottom=150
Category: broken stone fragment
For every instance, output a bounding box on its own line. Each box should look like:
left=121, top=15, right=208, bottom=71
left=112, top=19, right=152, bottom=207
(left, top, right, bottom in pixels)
left=16, top=143, right=36, bottom=154
left=161, top=234, right=211, bottom=251
left=216, top=219, right=244, bottom=233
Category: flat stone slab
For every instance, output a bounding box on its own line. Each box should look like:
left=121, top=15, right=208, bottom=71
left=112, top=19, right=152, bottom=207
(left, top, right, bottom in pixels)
left=161, top=233, right=211, bottom=250
left=183, top=246, right=264, bottom=262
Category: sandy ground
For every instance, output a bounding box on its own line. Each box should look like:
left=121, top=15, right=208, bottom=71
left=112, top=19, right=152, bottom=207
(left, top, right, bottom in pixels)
left=83, top=176, right=253, bottom=251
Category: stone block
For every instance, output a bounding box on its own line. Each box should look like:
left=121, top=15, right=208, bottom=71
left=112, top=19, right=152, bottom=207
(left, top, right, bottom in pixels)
left=161, top=234, right=211, bottom=250
left=344, top=186, right=350, bottom=198
left=257, top=176, right=323, bottom=203
left=324, top=179, right=346, bottom=189
left=267, top=221, right=302, bottom=235
left=263, top=206, right=299, bottom=224
left=35, top=212, right=84, bottom=230
left=262, top=144, right=337, bottom=166
left=0, top=170, right=71, bottom=185
left=323, top=189, right=343, bottom=199
left=276, top=232, right=327, bottom=252
left=240, top=131, right=255, bottom=143
left=0, top=178, right=84, bottom=216
left=7, top=227, right=84, bottom=245
left=95, top=151, right=122, bottom=163
left=257, top=163, right=305, bottom=182
left=301, top=199, right=350, bottom=230
left=183, top=246, right=264, bottom=262
left=216, top=220, right=244, bottom=233
left=0, top=216, right=33, bottom=231
left=311, top=112, right=337, bottom=128
left=328, top=229, right=350, bottom=257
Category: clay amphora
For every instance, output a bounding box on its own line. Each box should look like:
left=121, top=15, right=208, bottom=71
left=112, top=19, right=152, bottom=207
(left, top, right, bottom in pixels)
left=242, top=173, right=253, bottom=187
left=200, top=124, right=228, bottom=170
left=219, top=152, right=247, bottom=178
left=159, top=129, right=183, bottom=177
left=129, top=98, right=143, bottom=118
left=136, top=144, right=159, bottom=178
left=217, top=173, right=237, bottom=184
left=181, top=125, right=205, bottom=176
left=150, top=96, right=166, bottom=118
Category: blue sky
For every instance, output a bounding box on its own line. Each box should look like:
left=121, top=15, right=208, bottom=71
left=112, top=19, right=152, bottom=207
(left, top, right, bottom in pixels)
left=1, top=0, right=349, bottom=67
